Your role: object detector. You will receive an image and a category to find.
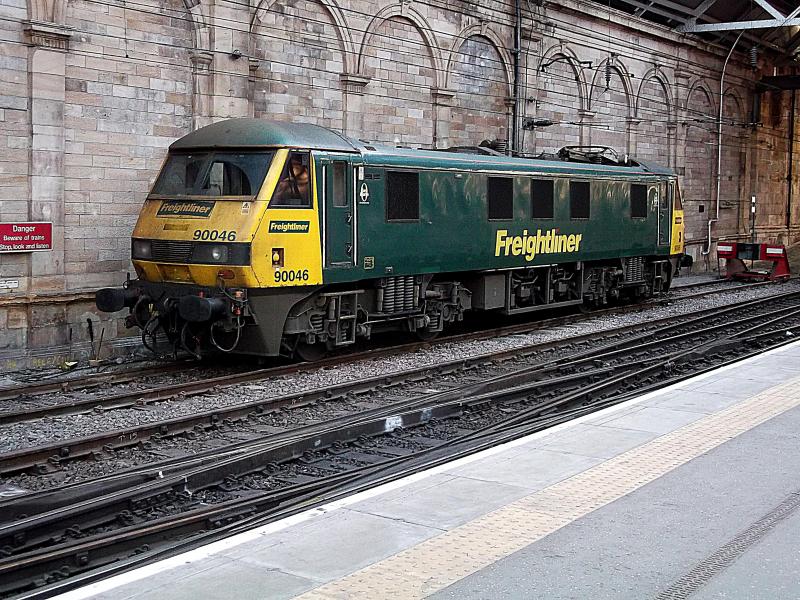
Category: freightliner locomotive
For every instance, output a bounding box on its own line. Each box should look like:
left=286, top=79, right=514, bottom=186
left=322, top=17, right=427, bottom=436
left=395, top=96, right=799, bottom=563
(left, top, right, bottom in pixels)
left=96, top=119, right=685, bottom=360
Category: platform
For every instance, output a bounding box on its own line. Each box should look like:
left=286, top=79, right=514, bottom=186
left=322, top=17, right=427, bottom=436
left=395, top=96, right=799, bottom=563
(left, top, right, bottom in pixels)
left=56, top=339, right=800, bottom=600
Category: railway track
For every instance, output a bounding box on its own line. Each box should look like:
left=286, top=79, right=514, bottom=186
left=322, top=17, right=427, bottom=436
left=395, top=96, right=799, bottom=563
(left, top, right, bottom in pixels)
left=667, top=277, right=784, bottom=300
left=1, top=290, right=797, bottom=476
left=0, top=277, right=787, bottom=425
left=0, top=290, right=799, bottom=598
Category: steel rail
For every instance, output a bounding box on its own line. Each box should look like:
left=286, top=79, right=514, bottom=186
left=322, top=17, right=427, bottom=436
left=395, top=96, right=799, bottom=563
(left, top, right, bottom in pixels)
left=0, top=363, right=195, bottom=403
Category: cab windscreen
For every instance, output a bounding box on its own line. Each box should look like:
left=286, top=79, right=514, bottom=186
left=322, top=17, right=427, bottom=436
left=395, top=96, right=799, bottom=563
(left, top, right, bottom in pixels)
left=151, top=151, right=274, bottom=197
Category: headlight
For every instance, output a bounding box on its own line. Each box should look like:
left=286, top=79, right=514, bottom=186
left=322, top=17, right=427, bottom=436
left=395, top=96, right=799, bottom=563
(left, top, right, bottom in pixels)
left=211, top=245, right=226, bottom=262
left=132, top=239, right=152, bottom=259
left=192, top=244, right=229, bottom=263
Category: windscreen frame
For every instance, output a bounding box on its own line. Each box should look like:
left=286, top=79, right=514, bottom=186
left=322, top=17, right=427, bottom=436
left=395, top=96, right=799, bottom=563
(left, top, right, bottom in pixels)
left=148, top=149, right=276, bottom=200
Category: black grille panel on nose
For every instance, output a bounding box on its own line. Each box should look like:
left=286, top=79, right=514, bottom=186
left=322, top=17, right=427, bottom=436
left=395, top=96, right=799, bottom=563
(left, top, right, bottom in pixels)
left=151, top=240, right=194, bottom=263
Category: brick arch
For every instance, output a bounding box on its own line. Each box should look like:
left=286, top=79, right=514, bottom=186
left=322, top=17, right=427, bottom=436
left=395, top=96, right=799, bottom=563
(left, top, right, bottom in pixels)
left=251, top=0, right=354, bottom=72
left=356, top=8, right=440, bottom=146
left=588, top=57, right=633, bottom=153
left=723, top=86, right=746, bottom=123
left=635, top=67, right=672, bottom=121
left=251, top=0, right=348, bottom=129
left=685, top=79, right=716, bottom=119
left=538, top=43, right=589, bottom=112
left=683, top=78, right=716, bottom=246
left=635, top=68, right=673, bottom=165
left=356, top=6, right=443, bottom=89
left=444, top=26, right=513, bottom=98
left=28, top=0, right=66, bottom=23
left=719, top=86, right=747, bottom=235
left=61, top=0, right=196, bottom=291
left=533, top=44, right=587, bottom=150
left=589, top=57, right=633, bottom=116
left=446, top=32, right=512, bottom=146
left=183, top=0, right=210, bottom=50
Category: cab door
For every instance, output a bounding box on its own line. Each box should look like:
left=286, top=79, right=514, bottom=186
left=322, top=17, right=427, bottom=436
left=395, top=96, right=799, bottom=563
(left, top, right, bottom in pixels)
left=323, top=156, right=355, bottom=268
left=657, top=182, right=671, bottom=246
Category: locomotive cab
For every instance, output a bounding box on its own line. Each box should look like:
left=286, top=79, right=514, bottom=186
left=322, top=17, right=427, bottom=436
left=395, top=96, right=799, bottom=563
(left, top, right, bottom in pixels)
left=96, top=119, right=370, bottom=357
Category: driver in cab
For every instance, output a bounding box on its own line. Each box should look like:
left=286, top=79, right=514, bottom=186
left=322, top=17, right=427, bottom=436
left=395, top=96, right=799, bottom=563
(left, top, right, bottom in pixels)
left=273, top=152, right=310, bottom=206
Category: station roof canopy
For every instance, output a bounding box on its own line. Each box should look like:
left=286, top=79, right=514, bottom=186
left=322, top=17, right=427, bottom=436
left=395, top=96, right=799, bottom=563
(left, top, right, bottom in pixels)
left=589, top=1, right=800, bottom=61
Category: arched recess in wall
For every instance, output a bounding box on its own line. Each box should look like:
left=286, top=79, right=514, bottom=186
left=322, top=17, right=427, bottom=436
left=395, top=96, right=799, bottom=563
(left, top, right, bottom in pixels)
left=445, top=27, right=511, bottom=147
left=62, top=0, right=196, bottom=276
left=588, top=57, right=633, bottom=154
left=720, top=88, right=747, bottom=235
left=251, top=0, right=351, bottom=130
left=635, top=68, right=672, bottom=166
left=534, top=45, right=587, bottom=152
left=183, top=0, right=210, bottom=51
left=357, top=6, right=441, bottom=146
left=683, top=80, right=716, bottom=241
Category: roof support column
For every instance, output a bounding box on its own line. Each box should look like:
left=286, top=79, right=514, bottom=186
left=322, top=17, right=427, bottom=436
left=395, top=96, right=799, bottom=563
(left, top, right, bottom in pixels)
left=340, top=73, right=370, bottom=139
left=577, top=109, right=595, bottom=147
left=626, top=117, right=642, bottom=158
left=432, top=88, right=456, bottom=149
left=24, top=17, right=70, bottom=294
left=190, top=51, right=213, bottom=130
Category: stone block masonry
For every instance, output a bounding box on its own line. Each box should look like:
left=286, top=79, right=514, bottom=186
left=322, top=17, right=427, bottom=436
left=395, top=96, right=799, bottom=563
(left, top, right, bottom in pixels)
left=0, top=0, right=797, bottom=366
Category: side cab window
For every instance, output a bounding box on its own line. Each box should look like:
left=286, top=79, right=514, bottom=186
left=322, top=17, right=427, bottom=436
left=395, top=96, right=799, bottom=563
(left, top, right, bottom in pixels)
left=270, top=151, right=311, bottom=208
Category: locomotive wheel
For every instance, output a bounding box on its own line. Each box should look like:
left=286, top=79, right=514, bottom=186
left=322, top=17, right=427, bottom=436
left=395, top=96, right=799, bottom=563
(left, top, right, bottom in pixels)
left=295, top=341, right=328, bottom=362
left=413, top=327, right=441, bottom=342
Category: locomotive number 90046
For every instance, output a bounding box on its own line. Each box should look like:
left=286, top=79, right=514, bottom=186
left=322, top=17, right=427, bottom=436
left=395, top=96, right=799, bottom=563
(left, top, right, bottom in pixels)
left=193, top=229, right=237, bottom=241
left=274, top=269, right=310, bottom=283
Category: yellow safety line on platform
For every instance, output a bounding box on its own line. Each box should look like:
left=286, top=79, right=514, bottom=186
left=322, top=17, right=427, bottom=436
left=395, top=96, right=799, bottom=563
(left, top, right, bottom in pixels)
left=294, top=374, right=800, bottom=600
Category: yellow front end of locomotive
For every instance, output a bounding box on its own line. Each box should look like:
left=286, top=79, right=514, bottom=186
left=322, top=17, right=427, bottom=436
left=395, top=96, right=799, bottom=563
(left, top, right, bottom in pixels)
left=252, top=150, right=323, bottom=288
left=132, top=149, right=323, bottom=289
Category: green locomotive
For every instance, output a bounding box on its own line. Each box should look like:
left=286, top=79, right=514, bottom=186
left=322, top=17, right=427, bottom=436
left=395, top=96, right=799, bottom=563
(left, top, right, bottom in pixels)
left=96, top=119, right=685, bottom=359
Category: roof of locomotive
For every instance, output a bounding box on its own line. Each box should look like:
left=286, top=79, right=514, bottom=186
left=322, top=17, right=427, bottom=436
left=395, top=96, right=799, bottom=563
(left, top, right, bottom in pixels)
left=170, top=118, right=361, bottom=153
left=171, top=118, right=674, bottom=178
left=359, top=146, right=674, bottom=178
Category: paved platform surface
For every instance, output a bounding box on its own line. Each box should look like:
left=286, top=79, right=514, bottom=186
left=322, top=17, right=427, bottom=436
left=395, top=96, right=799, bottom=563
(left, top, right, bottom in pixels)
left=60, top=340, right=800, bottom=600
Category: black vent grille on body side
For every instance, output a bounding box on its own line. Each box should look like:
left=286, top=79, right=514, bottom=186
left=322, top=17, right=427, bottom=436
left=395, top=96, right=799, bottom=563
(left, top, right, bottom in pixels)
left=623, top=256, right=645, bottom=283
left=151, top=240, right=194, bottom=263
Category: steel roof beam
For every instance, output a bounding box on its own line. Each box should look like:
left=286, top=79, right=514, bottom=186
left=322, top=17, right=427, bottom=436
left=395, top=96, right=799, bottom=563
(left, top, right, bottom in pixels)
left=679, top=17, right=800, bottom=33
left=691, top=0, right=719, bottom=18
left=759, top=5, right=800, bottom=44
left=618, top=0, right=689, bottom=22
left=753, top=0, right=785, bottom=20
left=631, top=0, right=695, bottom=17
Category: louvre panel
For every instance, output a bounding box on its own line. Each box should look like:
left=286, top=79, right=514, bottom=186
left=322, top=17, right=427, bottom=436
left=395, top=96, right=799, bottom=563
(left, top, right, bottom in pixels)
left=151, top=240, right=194, bottom=263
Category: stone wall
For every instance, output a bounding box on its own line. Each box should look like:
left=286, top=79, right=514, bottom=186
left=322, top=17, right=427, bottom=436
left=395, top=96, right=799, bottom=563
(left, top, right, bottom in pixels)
left=0, top=0, right=798, bottom=366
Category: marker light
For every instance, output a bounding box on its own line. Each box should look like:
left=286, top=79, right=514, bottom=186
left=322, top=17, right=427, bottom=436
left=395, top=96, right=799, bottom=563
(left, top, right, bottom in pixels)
left=272, top=248, right=284, bottom=267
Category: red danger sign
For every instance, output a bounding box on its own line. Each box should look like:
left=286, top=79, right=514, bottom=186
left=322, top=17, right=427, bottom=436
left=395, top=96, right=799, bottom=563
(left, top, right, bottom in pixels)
left=0, top=222, right=52, bottom=253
